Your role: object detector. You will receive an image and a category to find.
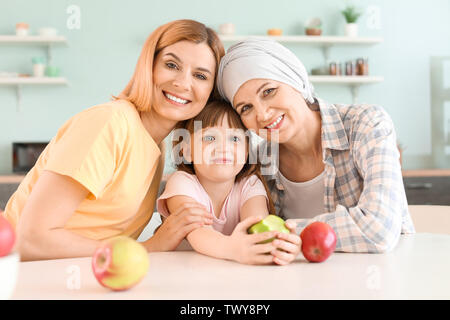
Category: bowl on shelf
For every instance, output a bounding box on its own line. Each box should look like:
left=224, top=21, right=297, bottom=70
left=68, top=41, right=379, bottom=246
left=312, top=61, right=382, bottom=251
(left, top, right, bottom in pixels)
left=267, top=28, right=283, bottom=36
left=311, top=66, right=329, bottom=75
left=0, top=251, right=20, bottom=300
left=305, top=28, right=322, bottom=36
left=218, top=23, right=235, bottom=35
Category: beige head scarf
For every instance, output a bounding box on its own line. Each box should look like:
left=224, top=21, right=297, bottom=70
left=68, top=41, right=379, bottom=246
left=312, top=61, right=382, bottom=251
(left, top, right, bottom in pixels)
left=216, top=37, right=316, bottom=106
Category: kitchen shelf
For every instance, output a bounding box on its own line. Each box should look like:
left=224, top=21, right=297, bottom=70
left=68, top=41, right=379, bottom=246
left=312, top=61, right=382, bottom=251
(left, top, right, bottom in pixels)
left=0, top=77, right=68, bottom=111
left=1, top=34, right=68, bottom=111
left=309, top=76, right=384, bottom=103
left=0, top=35, right=67, bottom=63
left=0, top=77, right=67, bottom=85
left=219, top=35, right=382, bottom=62
left=309, top=75, right=383, bottom=84
left=219, top=35, right=383, bottom=45
left=219, top=35, right=384, bottom=103
left=0, top=35, right=67, bottom=44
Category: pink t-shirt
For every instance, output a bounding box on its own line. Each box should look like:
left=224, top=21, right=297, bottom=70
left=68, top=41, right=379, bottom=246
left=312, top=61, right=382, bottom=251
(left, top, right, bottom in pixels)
left=157, top=171, right=268, bottom=236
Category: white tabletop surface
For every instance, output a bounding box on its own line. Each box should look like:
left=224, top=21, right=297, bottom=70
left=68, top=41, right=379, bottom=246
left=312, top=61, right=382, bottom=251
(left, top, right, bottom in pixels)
left=11, top=233, right=450, bottom=300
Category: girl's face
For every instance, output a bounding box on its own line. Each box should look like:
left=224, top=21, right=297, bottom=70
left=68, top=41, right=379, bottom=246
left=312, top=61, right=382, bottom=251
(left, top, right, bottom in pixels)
left=232, top=78, right=311, bottom=144
left=152, top=40, right=216, bottom=122
left=189, top=116, right=248, bottom=183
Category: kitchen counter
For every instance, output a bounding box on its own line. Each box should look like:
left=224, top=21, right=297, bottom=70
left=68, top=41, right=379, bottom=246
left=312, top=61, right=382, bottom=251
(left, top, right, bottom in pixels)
left=11, top=233, right=450, bottom=300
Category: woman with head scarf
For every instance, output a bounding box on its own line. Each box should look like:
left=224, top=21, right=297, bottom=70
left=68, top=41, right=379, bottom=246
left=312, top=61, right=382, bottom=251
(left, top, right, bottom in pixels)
left=217, top=38, right=415, bottom=263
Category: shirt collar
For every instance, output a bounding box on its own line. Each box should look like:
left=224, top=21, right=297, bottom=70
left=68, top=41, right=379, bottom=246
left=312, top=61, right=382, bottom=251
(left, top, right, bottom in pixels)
left=317, top=98, right=350, bottom=151
left=263, top=98, right=350, bottom=190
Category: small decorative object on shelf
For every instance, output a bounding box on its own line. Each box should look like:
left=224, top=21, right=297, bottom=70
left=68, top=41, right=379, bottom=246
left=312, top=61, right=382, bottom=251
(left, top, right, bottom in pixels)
left=15, top=23, right=29, bottom=36
left=329, top=61, right=344, bottom=76
left=38, top=27, right=58, bottom=37
left=31, top=57, right=46, bottom=77
left=305, top=18, right=322, bottom=36
left=45, top=65, right=60, bottom=77
left=345, top=60, right=355, bottom=76
left=267, top=28, right=283, bottom=36
left=329, top=62, right=337, bottom=75
left=311, top=66, right=329, bottom=75
left=341, top=5, right=362, bottom=37
left=356, top=57, right=369, bottom=75
left=218, top=23, right=235, bottom=35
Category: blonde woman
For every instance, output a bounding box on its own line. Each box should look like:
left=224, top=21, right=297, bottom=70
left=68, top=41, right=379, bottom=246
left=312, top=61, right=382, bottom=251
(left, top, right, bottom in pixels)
left=2, top=19, right=225, bottom=261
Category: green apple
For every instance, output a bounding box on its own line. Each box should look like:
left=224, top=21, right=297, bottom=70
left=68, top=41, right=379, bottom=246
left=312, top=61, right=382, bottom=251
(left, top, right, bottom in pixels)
left=92, top=236, right=149, bottom=291
left=247, top=215, right=290, bottom=243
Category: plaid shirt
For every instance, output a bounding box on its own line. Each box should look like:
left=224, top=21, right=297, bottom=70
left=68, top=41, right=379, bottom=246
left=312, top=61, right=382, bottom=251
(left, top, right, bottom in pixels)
left=261, top=99, right=416, bottom=253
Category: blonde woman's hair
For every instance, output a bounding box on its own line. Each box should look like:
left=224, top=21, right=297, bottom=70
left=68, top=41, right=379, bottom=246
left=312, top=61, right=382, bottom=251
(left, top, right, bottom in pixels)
left=115, top=19, right=224, bottom=112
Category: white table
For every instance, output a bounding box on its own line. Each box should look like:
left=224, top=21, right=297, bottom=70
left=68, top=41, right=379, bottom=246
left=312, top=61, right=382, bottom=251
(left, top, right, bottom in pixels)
left=11, top=233, right=450, bottom=300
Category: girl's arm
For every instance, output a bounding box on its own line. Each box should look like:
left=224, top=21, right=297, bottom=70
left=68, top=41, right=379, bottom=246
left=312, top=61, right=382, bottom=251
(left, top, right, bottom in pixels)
left=17, top=170, right=101, bottom=261
left=166, top=195, right=278, bottom=265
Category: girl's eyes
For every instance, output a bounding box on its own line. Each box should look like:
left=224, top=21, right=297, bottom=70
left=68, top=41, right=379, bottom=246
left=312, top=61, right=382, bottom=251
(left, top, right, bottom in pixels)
left=231, top=136, right=241, bottom=143
left=202, top=135, right=215, bottom=142
left=202, top=135, right=242, bottom=142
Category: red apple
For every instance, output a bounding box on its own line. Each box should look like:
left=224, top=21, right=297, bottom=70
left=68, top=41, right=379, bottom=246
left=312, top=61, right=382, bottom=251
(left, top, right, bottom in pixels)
left=0, top=214, right=15, bottom=257
left=300, top=221, right=337, bottom=263
left=92, top=236, right=149, bottom=291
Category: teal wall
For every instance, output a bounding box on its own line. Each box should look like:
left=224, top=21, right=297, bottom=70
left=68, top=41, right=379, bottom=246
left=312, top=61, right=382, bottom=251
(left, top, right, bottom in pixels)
left=1, top=0, right=450, bottom=174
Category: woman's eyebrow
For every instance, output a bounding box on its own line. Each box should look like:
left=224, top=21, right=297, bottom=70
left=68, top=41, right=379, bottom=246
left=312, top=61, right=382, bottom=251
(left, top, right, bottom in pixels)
left=196, top=67, right=212, bottom=75
left=164, top=52, right=211, bottom=75
left=256, top=82, right=270, bottom=95
left=164, top=52, right=181, bottom=62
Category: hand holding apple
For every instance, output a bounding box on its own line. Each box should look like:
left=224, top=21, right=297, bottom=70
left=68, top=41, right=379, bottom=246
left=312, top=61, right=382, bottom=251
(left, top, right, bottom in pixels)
left=0, top=214, right=15, bottom=257
left=92, top=236, right=149, bottom=291
left=300, top=221, right=337, bottom=263
left=247, top=215, right=290, bottom=243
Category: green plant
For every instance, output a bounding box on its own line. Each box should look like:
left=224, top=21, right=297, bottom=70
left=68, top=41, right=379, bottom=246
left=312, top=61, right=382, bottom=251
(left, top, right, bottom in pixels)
left=341, top=6, right=362, bottom=23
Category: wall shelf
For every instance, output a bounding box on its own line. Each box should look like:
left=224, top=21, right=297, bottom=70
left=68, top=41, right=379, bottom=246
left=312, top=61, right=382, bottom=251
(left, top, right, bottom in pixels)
left=0, top=35, right=67, bottom=63
left=1, top=35, right=68, bottom=111
left=219, top=35, right=382, bottom=62
left=0, top=77, right=67, bottom=85
left=219, top=35, right=384, bottom=103
left=219, top=35, right=383, bottom=45
left=0, top=35, right=67, bottom=44
left=309, top=76, right=384, bottom=103
left=0, top=77, right=68, bottom=111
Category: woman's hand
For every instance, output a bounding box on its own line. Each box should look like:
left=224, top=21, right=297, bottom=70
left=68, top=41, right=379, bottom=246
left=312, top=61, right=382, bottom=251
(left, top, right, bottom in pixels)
left=270, top=220, right=301, bottom=265
left=228, top=216, right=279, bottom=265
left=144, top=202, right=213, bottom=252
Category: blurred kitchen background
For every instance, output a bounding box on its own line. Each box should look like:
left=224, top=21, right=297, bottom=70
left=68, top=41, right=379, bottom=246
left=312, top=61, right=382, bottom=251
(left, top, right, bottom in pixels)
left=1, top=0, right=450, bottom=209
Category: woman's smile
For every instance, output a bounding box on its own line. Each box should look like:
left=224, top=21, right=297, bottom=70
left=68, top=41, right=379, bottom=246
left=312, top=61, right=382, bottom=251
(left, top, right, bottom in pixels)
left=163, top=90, right=191, bottom=106
left=264, top=114, right=285, bottom=130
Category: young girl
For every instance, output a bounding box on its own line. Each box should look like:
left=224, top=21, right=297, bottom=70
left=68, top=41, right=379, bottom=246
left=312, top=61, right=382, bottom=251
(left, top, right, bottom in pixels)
left=157, top=100, right=301, bottom=265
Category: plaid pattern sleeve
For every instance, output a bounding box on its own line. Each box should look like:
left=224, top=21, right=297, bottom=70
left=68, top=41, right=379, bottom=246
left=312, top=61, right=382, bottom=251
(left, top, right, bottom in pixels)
left=265, top=101, right=415, bottom=253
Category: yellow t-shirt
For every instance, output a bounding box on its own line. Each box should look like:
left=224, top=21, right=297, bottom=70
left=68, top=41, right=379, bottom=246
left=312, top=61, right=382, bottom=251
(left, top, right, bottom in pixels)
left=4, top=99, right=164, bottom=241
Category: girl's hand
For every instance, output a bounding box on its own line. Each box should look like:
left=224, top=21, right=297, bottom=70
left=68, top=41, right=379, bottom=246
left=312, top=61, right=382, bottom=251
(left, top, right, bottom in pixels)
left=270, top=220, right=301, bottom=265
left=229, top=216, right=279, bottom=265
left=145, top=202, right=213, bottom=252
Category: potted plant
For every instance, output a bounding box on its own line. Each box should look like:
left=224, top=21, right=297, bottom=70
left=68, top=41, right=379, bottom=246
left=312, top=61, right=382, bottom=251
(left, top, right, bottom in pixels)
left=341, top=5, right=362, bottom=37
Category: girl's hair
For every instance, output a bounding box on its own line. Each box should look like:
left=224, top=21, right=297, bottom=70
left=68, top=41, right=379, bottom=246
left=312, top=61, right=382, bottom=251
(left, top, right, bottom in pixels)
left=115, top=19, right=224, bottom=112
left=173, top=100, right=276, bottom=214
